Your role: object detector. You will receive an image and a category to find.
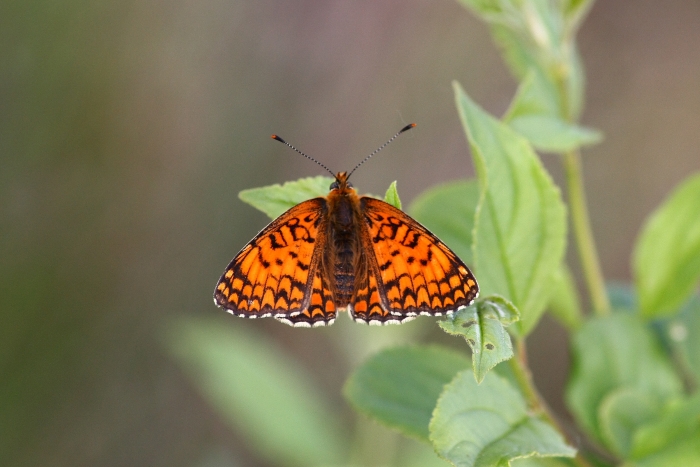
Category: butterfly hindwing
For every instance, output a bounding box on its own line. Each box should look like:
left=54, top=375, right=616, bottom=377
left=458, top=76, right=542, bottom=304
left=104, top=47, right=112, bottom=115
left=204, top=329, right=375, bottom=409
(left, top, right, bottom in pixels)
left=277, top=263, right=337, bottom=327
left=351, top=258, right=405, bottom=324
left=356, top=197, right=479, bottom=319
left=214, top=198, right=333, bottom=324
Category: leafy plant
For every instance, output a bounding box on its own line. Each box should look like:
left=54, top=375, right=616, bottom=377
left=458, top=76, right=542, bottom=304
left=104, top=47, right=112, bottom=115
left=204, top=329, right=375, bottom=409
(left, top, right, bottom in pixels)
left=166, top=1, right=700, bottom=466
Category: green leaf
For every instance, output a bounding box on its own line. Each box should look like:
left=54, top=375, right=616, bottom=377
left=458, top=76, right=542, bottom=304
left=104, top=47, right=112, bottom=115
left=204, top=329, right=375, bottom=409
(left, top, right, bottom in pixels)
left=629, top=430, right=700, bottom=467
left=409, top=179, right=480, bottom=265
left=503, top=70, right=561, bottom=122
left=457, top=0, right=588, bottom=120
left=439, top=296, right=519, bottom=383
left=633, top=172, right=700, bottom=318
left=238, top=176, right=334, bottom=219
left=507, top=115, right=602, bottom=153
left=454, top=82, right=567, bottom=336
left=344, top=345, right=470, bottom=442
left=384, top=180, right=402, bottom=209
left=547, top=265, right=583, bottom=331
left=565, top=313, right=683, bottom=445
left=597, top=387, right=660, bottom=457
left=563, top=0, right=596, bottom=37
left=630, top=393, right=700, bottom=460
left=667, top=295, right=700, bottom=387
left=430, top=370, right=576, bottom=467
left=511, top=458, right=574, bottom=467
left=454, top=0, right=503, bottom=18
left=504, top=70, right=600, bottom=152
left=165, top=318, right=345, bottom=467
left=400, top=439, right=454, bottom=467
left=490, top=24, right=542, bottom=82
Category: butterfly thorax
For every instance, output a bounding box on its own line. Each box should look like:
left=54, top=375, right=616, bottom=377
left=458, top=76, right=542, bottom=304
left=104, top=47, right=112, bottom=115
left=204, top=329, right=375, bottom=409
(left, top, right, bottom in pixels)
left=325, top=172, right=365, bottom=308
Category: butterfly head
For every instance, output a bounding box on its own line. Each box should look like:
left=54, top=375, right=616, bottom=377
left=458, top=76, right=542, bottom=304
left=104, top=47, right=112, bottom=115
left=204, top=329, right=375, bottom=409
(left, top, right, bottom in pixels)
left=330, top=172, right=354, bottom=193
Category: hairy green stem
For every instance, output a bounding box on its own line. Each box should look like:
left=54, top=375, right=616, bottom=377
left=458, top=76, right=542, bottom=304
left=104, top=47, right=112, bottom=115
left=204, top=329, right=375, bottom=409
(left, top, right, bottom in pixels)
left=510, top=339, right=594, bottom=467
left=563, top=150, right=611, bottom=315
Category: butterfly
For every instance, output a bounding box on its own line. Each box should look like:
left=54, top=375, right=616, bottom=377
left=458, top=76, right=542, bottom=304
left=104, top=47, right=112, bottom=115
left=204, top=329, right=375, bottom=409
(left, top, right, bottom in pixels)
left=214, top=124, right=479, bottom=327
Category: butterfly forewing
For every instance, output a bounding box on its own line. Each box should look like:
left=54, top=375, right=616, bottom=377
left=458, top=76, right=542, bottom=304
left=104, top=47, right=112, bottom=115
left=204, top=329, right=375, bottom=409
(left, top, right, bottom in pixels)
left=356, top=197, right=478, bottom=320
left=214, top=198, right=332, bottom=324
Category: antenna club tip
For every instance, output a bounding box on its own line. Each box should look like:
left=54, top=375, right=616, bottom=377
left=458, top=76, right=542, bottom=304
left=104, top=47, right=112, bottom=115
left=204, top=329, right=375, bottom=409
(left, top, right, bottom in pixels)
left=271, top=134, right=286, bottom=143
left=400, top=123, right=417, bottom=133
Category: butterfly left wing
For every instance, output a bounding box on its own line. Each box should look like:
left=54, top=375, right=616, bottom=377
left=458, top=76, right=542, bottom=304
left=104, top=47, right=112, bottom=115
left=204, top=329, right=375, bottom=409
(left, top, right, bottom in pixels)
left=351, top=197, right=478, bottom=323
left=214, top=198, right=337, bottom=326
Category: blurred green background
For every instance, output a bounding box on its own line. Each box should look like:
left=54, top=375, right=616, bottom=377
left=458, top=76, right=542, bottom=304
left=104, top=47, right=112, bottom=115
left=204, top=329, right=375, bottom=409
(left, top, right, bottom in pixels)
left=2, top=1, right=700, bottom=466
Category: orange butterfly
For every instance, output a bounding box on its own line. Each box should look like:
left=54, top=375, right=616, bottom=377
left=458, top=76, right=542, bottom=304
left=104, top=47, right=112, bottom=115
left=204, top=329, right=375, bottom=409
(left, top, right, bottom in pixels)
left=214, top=124, right=479, bottom=327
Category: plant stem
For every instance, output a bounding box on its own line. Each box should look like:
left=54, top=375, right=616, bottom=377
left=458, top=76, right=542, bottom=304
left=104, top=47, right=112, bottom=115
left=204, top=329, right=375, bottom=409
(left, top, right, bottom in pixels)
left=509, top=339, right=595, bottom=467
left=563, top=149, right=611, bottom=315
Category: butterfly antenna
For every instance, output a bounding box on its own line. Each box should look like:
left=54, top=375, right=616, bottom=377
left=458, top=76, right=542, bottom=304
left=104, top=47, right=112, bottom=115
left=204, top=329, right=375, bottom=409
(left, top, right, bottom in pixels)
left=271, top=134, right=337, bottom=179
left=347, top=123, right=416, bottom=179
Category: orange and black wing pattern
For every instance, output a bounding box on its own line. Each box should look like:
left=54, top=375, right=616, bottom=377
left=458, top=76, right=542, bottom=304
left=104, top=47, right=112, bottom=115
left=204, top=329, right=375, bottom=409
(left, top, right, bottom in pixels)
left=213, top=198, right=337, bottom=327
left=352, top=197, right=478, bottom=323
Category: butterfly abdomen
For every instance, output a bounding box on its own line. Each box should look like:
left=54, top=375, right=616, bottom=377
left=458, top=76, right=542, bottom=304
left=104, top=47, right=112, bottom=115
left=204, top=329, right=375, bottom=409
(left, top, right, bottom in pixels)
left=326, top=187, right=364, bottom=309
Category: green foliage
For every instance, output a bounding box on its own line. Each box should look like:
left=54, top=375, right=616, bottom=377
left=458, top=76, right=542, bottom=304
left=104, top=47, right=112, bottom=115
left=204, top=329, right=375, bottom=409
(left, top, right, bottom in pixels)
left=409, top=179, right=479, bottom=264
left=566, top=313, right=683, bottom=447
left=344, top=346, right=470, bottom=442
left=547, top=265, right=584, bottom=331
left=384, top=180, right=402, bottom=209
left=504, top=72, right=602, bottom=153
left=165, top=318, right=346, bottom=467
left=633, top=172, right=700, bottom=318
left=439, top=296, right=519, bottom=383
left=455, top=82, right=567, bottom=336
left=628, top=393, right=700, bottom=461
left=429, top=370, right=576, bottom=466
left=167, top=1, right=700, bottom=466
left=239, top=176, right=334, bottom=219
left=668, top=296, right=700, bottom=387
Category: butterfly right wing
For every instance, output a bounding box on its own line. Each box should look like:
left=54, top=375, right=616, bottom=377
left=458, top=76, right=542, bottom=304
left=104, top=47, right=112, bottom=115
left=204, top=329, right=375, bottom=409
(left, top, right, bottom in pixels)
left=352, top=197, right=478, bottom=323
left=214, top=198, right=336, bottom=326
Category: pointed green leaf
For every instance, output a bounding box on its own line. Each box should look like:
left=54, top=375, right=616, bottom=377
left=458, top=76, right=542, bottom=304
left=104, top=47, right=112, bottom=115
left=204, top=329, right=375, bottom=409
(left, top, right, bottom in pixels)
left=503, top=70, right=561, bottom=122
left=547, top=265, right=583, bottom=331
left=409, top=179, right=480, bottom=265
left=565, top=313, right=683, bottom=445
left=633, top=172, right=700, bottom=318
left=164, top=318, right=345, bottom=467
left=454, top=82, right=567, bottom=336
left=504, top=71, right=600, bottom=153
left=507, top=115, right=602, bottom=153
left=344, top=346, right=470, bottom=442
left=439, top=296, right=519, bottom=383
left=430, top=370, right=576, bottom=467
left=238, top=176, right=333, bottom=219
left=384, top=180, right=402, bottom=209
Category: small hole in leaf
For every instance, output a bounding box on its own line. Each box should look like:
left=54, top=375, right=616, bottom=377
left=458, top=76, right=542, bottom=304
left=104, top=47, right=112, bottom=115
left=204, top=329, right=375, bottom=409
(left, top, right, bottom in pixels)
left=461, top=320, right=477, bottom=329
left=485, top=343, right=494, bottom=350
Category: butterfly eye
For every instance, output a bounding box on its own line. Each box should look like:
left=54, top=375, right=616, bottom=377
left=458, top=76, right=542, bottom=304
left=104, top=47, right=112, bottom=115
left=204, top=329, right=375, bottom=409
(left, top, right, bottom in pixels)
left=330, top=181, right=339, bottom=190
